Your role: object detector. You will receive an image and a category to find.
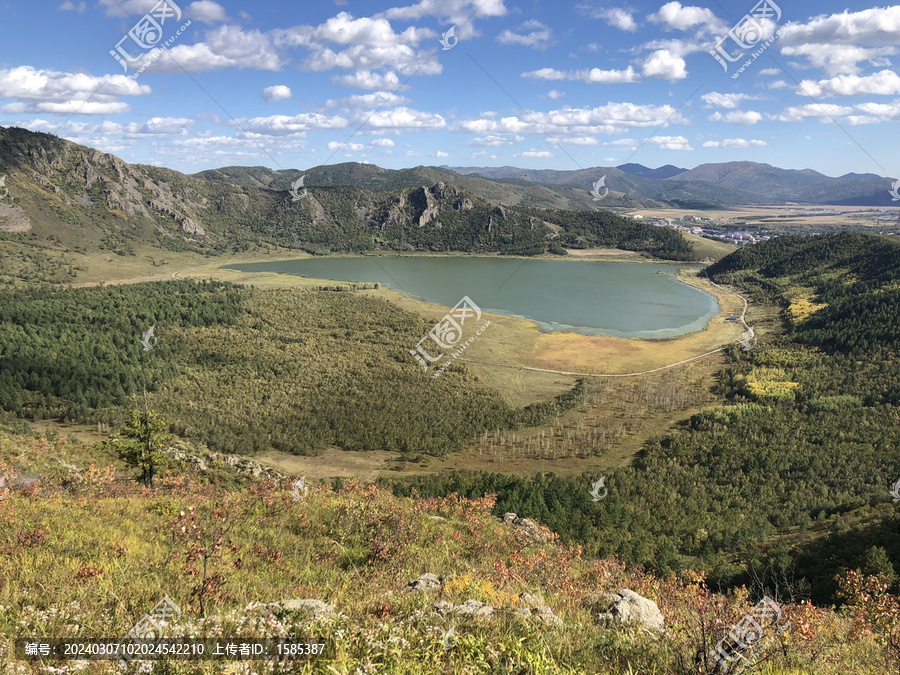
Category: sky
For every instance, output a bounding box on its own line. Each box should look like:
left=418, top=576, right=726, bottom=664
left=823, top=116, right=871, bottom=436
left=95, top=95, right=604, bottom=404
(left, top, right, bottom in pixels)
left=1, top=0, right=899, bottom=177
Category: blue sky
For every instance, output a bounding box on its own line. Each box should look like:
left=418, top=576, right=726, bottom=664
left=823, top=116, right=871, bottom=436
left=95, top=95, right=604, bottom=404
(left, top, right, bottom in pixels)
left=1, top=0, right=899, bottom=177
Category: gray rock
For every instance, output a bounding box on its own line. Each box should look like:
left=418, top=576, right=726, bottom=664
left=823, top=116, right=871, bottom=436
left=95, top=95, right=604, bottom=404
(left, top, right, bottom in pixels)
left=428, top=516, right=446, bottom=522
left=519, top=593, right=543, bottom=608
left=405, top=573, right=442, bottom=593
left=453, top=599, right=494, bottom=619
left=433, top=601, right=454, bottom=614
left=503, top=512, right=518, bottom=523
left=280, top=599, right=335, bottom=619
left=596, top=588, right=664, bottom=632
left=533, top=606, right=563, bottom=627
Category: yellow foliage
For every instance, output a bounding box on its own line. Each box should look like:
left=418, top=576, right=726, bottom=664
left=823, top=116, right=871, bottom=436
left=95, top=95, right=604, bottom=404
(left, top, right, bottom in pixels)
left=787, top=297, right=827, bottom=322
left=443, top=570, right=519, bottom=607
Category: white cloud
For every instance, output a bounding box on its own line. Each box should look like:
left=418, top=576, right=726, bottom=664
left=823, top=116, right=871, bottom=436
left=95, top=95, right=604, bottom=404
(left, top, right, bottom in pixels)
left=58, top=1, right=86, bottom=12
left=0, top=66, right=150, bottom=115
left=148, top=26, right=282, bottom=73
left=471, top=134, right=519, bottom=146
left=333, top=70, right=408, bottom=91
left=544, top=90, right=565, bottom=100
left=278, top=12, right=440, bottom=76
left=709, top=110, right=763, bottom=125
left=436, top=151, right=450, bottom=157
left=594, top=8, right=638, bottom=32
left=325, top=91, right=413, bottom=107
left=645, top=135, right=692, bottom=150
left=701, top=92, right=761, bottom=109
left=327, top=141, right=365, bottom=151
left=560, top=136, right=599, bottom=145
left=781, top=44, right=896, bottom=77
left=648, top=2, right=723, bottom=33
left=515, top=149, right=553, bottom=158
left=261, top=85, right=292, bottom=103
left=455, top=102, right=688, bottom=137
left=779, top=7, right=900, bottom=48
left=774, top=104, right=854, bottom=122
left=702, top=138, right=767, bottom=148
left=371, top=138, right=396, bottom=147
left=798, top=70, right=900, bottom=98
left=523, top=66, right=640, bottom=84
left=497, top=21, right=553, bottom=49
left=238, top=112, right=350, bottom=136
left=186, top=1, right=227, bottom=23
left=470, top=150, right=498, bottom=159
left=641, top=50, right=687, bottom=81
left=361, top=107, right=446, bottom=129
left=380, top=0, right=507, bottom=40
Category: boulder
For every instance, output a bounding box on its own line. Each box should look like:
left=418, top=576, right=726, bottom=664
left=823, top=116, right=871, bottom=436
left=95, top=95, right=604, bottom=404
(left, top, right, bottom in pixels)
left=596, top=589, right=664, bottom=632
left=404, top=573, right=442, bottom=593
left=281, top=599, right=335, bottom=620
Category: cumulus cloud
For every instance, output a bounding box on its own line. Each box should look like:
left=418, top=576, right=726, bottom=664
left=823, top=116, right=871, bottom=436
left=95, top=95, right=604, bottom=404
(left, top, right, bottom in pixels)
left=648, top=2, right=723, bottom=33
left=709, top=110, right=763, bottom=125
left=515, top=149, right=553, bottom=158
left=644, top=135, right=692, bottom=150
left=58, top=1, right=86, bottom=12
left=278, top=12, right=440, bottom=76
left=333, top=70, right=408, bottom=91
left=797, top=70, right=900, bottom=98
left=371, top=138, right=396, bottom=146
left=436, top=150, right=449, bottom=157
left=186, top=1, right=227, bottom=23
left=261, top=85, right=292, bottom=103
left=701, top=92, right=762, bottom=109
left=641, top=50, right=687, bottom=81
left=781, top=44, right=896, bottom=77
left=702, top=138, right=767, bottom=148
left=238, top=112, right=350, bottom=136
left=361, top=107, right=446, bottom=129
left=0, top=66, right=150, bottom=115
left=380, top=0, right=508, bottom=40
left=544, top=90, right=565, bottom=100
left=325, top=92, right=413, bottom=107
left=593, top=8, right=638, bottom=32
left=523, top=66, right=639, bottom=84
left=146, top=26, right=283, bottom=73
left=497, top=20, right=553, bottom=49
left=455, top=102, right=688, bottom=138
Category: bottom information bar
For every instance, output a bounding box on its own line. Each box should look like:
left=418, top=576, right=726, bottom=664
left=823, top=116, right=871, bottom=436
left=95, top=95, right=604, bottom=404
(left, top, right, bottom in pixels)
left=15, top=638, right=334, bottom=661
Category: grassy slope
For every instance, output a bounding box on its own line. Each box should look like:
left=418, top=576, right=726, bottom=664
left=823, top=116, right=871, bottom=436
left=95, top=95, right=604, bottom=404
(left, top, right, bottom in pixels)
left=0, top=419, right=890, bottom=674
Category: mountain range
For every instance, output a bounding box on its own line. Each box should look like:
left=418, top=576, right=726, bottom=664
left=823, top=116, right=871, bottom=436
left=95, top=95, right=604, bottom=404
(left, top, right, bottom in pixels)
left=447, top=161, right=898, bottom=207
left=0, top=126, right=896, bottom=274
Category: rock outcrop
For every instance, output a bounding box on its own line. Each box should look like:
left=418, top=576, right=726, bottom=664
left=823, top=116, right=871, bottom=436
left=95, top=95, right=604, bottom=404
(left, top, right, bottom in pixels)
left=595, top=589, right=664, bottom=632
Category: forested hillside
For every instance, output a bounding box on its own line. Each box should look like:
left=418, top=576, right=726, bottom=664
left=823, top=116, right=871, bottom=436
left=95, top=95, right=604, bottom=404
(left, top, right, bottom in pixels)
left=0, top=280, right=602, bottom=457
left=388, top=232, right=900, bottom=604
left=0, top=127, right=692, bottom=279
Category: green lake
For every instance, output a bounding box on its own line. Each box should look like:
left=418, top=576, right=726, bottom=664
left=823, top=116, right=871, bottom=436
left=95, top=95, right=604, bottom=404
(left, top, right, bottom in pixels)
left=227, top=257, right=719, bottom=338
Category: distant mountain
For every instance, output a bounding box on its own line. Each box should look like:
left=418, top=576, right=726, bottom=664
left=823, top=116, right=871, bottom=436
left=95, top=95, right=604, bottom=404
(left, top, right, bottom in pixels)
left=447, top=161, right=895, bottom=206
left=0, top=127, right=696, bottom=278
left=617, top=163, right=686, bottom=180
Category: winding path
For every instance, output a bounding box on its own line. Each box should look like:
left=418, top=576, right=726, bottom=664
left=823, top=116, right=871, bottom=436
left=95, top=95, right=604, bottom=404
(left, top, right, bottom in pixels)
left=459, top=273, right=752, bottom=379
